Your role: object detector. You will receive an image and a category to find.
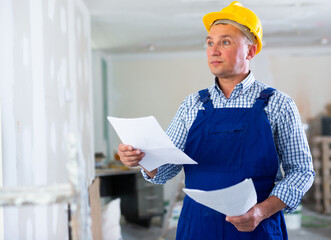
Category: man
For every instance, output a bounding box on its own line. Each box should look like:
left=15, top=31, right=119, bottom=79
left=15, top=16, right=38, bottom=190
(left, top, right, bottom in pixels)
left=118, top=1, right=315, bottom=239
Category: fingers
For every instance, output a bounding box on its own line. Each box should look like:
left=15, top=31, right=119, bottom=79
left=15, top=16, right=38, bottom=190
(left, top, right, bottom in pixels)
left=118, top=144, right=143, bottom=157
left=226, top=215, right=249, bottom=224
left=118, top=143, right=133, bottom=152
left=226, top=215, right=249, bottom=229
left=226, top=209, right=258, bottom=232
left=118, top=143, right=145, bottom=167
left=226, top=215, right=254, bottom=232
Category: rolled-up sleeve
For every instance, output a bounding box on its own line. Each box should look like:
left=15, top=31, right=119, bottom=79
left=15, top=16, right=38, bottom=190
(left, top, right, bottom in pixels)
left=141, top=164, right=183, bottom=184
left=270, top=98, right=315, bottom=213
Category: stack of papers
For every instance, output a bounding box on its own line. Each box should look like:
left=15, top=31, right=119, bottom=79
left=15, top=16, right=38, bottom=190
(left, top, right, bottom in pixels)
left=183, top=178, right=257, bottom=216
left=108, top=116, right=197, bottom=171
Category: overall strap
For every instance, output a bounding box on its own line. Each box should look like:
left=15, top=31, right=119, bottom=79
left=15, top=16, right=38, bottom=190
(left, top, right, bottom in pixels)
left=198, top=89, right=213, bottom=110
left=253, top=87, right=275, bottom=112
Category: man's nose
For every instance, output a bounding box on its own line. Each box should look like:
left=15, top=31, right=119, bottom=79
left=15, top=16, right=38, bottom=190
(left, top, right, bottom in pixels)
left=210, top=45, right=221, bottom=56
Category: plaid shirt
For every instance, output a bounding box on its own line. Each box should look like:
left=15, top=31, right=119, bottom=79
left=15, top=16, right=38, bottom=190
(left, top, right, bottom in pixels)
left=141, top=72, right=315, bottom=212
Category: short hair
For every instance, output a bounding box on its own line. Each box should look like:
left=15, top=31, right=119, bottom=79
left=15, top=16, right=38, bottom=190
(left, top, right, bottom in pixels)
left=212, top=19, right=256, bottom=45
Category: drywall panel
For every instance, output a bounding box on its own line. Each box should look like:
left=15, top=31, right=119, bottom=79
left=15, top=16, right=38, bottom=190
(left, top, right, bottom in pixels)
left=0, top=0, right=93, bottom=239
left=0, top=0, right=20, bottom=238
left=0, top=104, right=3, bottom=240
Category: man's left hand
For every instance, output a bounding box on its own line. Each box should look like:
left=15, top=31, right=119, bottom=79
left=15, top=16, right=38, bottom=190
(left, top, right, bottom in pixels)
left=225, top=204, right=265, bottom=232
left=226, top=196, right=287, bottom=232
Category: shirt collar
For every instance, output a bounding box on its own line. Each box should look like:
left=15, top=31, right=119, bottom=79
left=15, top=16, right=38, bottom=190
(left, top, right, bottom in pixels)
left=214, top=71, right=255, bottom=96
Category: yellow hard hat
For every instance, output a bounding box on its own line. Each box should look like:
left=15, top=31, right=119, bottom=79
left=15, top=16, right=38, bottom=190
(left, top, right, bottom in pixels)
left=203, top=1, right=263, bottom=54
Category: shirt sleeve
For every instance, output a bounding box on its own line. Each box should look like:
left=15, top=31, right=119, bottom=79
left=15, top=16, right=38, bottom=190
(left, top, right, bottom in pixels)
left=270, top=97, right=315, bottom=213
left=141, top=99, right=190, bottom=184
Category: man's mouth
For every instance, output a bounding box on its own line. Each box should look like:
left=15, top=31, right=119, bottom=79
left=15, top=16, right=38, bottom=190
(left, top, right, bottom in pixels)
left=211, top=60, right=222, bottom=65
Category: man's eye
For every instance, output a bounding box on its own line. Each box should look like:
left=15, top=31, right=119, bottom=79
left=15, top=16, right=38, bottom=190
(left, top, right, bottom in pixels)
left=223, top=40, right=230, bottom=45
left=207, top=42, right=214, bottom=46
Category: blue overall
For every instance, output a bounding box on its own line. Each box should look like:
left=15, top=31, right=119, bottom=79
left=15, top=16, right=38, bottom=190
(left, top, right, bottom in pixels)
left=176, top=88, right=288, bottom=240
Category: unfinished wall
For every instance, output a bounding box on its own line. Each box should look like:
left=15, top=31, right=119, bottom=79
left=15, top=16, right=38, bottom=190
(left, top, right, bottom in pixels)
left=0, top=0, right=93, bottom=239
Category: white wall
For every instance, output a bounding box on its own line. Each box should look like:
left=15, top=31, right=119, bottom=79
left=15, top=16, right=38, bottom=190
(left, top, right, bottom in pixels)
left=106, top=51, right=213, bottom=151
left=95, top=46, right=331, bottom=201
left=94, top=51, right=214, bottom=200
left=92, top=51, right=119, bottom=163
left=92, top=51, right=107, bottom=154
left=0, top=0, right=93, bottom=239
left=105, top=47, right=331, bottom=147
left=252, top=47, right=331, bottom=123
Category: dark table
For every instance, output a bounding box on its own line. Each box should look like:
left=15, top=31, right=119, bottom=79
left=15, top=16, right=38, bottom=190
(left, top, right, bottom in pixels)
left=96, top=168, right=164, bottom=227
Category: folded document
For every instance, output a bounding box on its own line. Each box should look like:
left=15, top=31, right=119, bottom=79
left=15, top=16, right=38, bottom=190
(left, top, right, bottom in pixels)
left=183, top=178, right=257, bottom=217
left=108, top=116, right=197, bottom=171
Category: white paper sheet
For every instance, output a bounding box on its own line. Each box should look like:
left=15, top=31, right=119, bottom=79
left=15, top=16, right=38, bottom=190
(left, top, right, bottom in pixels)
left=108, top=116, right=197, bottom=171
left=183, top=178, right=257, bottom=217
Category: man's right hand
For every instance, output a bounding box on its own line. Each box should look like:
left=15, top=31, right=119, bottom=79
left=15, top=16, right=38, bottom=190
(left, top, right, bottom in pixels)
left=118, top=143, right=145, bottom=167
left=118, top=143, right=157, bottom=179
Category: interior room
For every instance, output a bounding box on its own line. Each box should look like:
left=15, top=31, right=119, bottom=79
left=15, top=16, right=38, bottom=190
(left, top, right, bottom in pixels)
left=1, top=0, right=331, bottom=239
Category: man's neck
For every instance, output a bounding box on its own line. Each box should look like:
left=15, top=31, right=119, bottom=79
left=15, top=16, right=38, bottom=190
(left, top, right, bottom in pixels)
left=216, top=72, right=249, bottom=99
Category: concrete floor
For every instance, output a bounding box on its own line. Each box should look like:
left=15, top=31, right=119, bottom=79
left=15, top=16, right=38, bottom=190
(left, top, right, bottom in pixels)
left=121, top=207, right=331, bottom=240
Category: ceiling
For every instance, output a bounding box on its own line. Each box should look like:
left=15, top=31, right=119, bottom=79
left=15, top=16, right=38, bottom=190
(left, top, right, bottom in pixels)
left=83, top=0, right=331, bottom=54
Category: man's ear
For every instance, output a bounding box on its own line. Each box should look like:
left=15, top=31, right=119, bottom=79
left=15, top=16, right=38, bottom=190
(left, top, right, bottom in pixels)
left=246, top=44, right=257, bottom=60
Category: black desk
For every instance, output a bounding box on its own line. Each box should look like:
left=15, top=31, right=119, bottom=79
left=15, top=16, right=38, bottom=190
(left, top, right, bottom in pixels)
left=96, top=168, right=164, bottom=227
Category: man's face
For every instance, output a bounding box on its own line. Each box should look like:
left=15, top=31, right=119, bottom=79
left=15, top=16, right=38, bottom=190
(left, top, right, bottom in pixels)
left=206, top=24, right=251, bottom=79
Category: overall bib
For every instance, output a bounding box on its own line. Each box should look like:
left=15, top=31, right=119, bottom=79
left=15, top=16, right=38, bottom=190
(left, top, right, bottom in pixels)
left=176, top=88, right=288, bottom=240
